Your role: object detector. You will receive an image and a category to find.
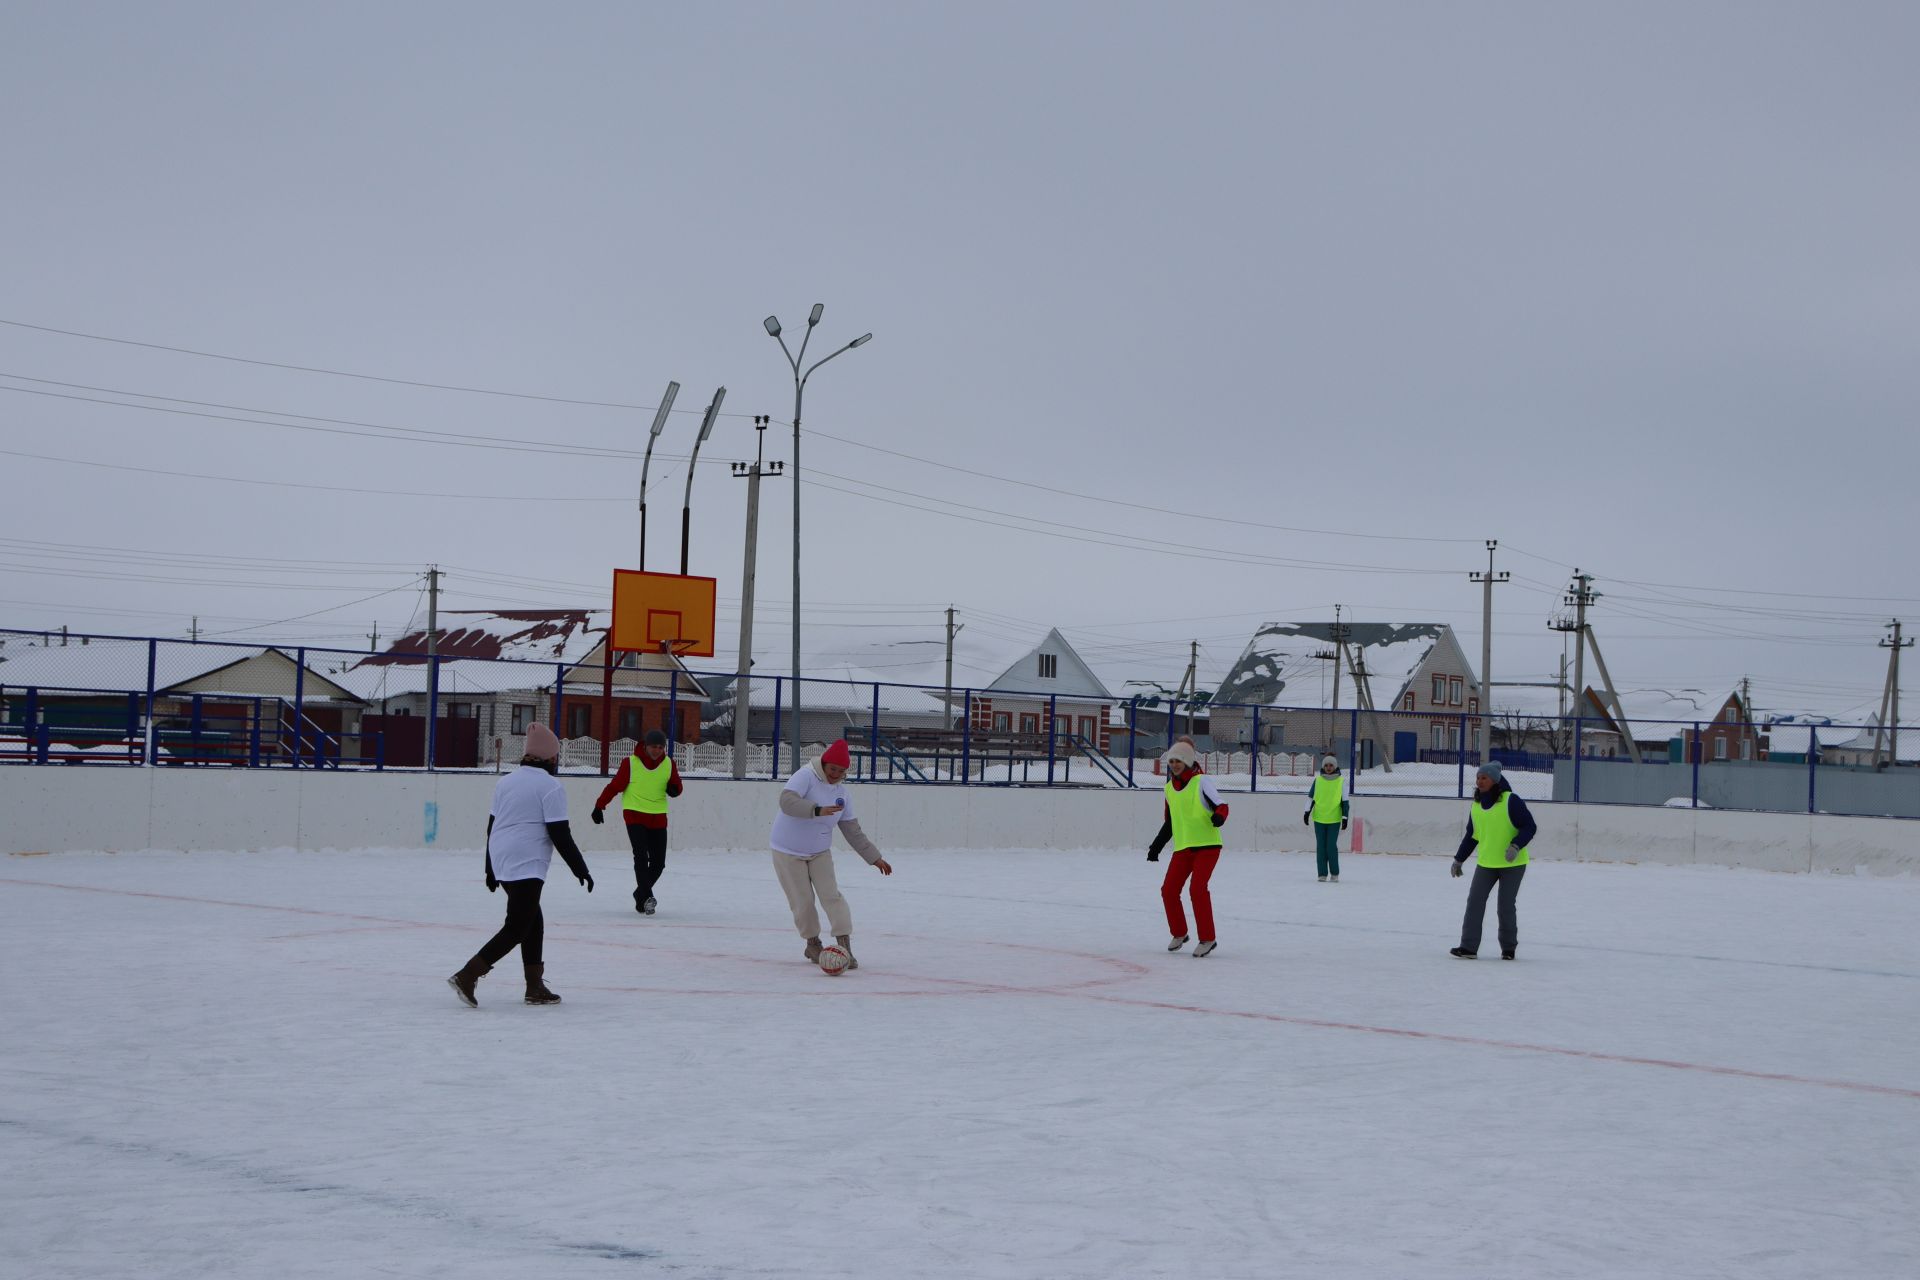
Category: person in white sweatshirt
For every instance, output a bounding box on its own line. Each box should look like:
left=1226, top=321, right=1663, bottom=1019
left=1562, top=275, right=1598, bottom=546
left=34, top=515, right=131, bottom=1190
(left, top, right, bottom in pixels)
left=770, top=739, right=892, bottom=969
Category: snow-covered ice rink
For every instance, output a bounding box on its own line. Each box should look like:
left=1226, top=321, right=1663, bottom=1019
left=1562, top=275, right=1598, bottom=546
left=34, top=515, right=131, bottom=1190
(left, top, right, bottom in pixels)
left=5, top=846, right=1917, bottom=1279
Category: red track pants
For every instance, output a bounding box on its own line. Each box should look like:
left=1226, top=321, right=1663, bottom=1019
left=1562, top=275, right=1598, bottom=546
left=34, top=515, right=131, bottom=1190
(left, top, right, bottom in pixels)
left=1161, top=846, right=1220, bottom=943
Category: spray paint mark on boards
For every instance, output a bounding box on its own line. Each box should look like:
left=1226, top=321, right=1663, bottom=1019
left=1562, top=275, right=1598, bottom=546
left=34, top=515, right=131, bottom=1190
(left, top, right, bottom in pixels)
left=424, top=801, right=439, bottom=845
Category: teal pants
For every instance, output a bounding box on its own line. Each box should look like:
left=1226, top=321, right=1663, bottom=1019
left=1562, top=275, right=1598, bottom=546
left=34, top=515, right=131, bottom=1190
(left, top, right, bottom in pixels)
left=1314, top=822, right=1341, bottom=876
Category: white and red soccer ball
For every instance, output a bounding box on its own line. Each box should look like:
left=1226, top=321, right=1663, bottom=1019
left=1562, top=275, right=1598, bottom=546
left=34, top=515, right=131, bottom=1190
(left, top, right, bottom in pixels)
left=817, top=945, right=851, bottom=975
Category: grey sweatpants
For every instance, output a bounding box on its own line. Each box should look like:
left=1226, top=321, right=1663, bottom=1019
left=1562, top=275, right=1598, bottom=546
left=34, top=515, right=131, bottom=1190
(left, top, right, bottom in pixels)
left=772, top=849, right=851, bottom=939
left=1460, top=862, right=1526, bottom=954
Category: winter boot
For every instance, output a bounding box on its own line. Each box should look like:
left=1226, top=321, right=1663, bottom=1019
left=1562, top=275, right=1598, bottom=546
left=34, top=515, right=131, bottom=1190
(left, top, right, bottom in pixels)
left=643, top=896, right=657, bottom=916
left=1193, top=941, right=1218, bottom=958
left=1449, top=947, right=1477, bottom=959
left=1167, top=934, right=1190, bottom=952
left=448, top=959, right=490, bottom=1008
left=836, top=934, right=858, bottom=971
left=524, top=962, right=562, bottom=1005
left=804, top=936, right=823, bottom=962
left=1317, top=875, right=1327, bottom=883
left=1502, top=950, right=1516, bottom=961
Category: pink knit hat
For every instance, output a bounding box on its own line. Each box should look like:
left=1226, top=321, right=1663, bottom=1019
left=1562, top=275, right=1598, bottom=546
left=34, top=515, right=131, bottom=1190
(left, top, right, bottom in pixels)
left=524, top=722, right=561, bottom=760
left=821, top=739, right=851, bottom=768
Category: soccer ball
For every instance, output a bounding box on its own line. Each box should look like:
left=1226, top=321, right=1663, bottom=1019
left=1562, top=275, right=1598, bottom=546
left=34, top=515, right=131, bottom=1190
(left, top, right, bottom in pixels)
left=817, top=945, right=851, bottom=976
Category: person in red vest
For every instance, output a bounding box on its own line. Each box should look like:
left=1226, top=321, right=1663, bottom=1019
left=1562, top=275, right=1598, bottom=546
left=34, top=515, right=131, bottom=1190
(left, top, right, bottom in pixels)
left=591, top=728, right=684, bottom=916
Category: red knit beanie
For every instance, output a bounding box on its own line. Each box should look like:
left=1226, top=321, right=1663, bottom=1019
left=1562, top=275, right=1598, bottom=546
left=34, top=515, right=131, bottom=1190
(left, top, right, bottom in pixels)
left=821, top=739, right=851, bottom=768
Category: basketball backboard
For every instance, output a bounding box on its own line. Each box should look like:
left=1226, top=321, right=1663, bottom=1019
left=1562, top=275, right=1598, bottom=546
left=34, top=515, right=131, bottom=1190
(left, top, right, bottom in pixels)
left=611, top=570, right=718, bottom=657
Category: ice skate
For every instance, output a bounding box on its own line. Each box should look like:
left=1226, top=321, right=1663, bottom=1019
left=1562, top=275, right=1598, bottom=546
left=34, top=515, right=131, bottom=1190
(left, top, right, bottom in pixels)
left=1193, top=940, right=1217, bottom=958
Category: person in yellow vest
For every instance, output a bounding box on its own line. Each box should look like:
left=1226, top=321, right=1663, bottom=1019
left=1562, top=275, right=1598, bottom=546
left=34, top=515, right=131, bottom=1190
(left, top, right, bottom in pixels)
left=1146, top=740, right=1228, bottom=957
left=1449, top=760, right=1537, bottom=960
left=1302, top=753, right=1349, bottom=882
left=591, top=729, right=684, bottom=916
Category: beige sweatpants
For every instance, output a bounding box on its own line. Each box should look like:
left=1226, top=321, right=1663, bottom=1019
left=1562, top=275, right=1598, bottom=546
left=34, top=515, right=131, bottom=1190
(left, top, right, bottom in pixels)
left=771, top=849, right=851, bottom=939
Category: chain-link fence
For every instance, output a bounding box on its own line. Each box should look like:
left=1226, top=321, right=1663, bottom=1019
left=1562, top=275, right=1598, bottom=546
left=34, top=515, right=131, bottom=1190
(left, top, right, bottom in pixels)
left=5, top=627, right=1918, bottom=818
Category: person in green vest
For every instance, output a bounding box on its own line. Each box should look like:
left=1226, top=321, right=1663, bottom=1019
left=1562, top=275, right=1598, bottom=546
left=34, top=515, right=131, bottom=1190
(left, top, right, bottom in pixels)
left=591, top=728, right=684, bottom=916
left=1146, top=740, right=1228, bottom=957
left=1302, top=753, right=1349, bottom=882
left=1449, top=760, right=1537, bottom=960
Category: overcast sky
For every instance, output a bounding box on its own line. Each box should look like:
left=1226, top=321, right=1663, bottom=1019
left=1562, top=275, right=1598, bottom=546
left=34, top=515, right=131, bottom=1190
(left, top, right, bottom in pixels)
left=2, top=1, right=1916, bottom=720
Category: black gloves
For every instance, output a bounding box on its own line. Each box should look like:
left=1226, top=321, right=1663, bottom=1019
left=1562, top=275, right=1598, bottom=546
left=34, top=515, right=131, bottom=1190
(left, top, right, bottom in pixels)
left=590, top=808, right=605, bottom=825
left=1302, top=811, right=1311, bottom=826
left=1341, top=818, right=1349, bottom=831
left=1210, top=811, right=1226, bottom=827
left=1146, top=844, right=1163, bottom=862
left=1450, top=860, right=1464, bottom=878
left=579, top=871, right=595, bottom=892
left=486, top=874, right=498, bottom=893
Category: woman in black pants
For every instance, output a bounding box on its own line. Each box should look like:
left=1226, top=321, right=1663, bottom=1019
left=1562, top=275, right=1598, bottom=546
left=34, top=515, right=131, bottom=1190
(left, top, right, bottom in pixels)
left=449, top=723, right=594, bottom=1006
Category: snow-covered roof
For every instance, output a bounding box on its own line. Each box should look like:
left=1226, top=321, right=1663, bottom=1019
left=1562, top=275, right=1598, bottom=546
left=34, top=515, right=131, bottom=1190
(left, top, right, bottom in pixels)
left=0, top=638, right=360, bottom=702
left=338, top=609, right=701, bottom=701
left=739, top=662, right=949, bottom=714
left=818, top=627, right=1117, bottom=703
left=1214, top=622, right=1464, bottom=712
left=1821, top=715, right=1920, bottom=761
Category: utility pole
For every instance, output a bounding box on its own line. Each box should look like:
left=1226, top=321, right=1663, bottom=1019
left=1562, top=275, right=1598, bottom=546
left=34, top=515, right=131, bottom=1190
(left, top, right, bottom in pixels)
left=1549, top=571, right=1594, bottom=728
left=426, top=565, right=441, bottom=769
left=1876, top=620, right=1911, bottom=768
left=1469, top=540, right=1509, bottom=762
left=944, top=606, right=964, bottom=732
left=730, top=417, right=782, bottom=779
left=1183, top=640, right=1199, bottom=739
left=190, top=616, right=199, bottom=642
left=367, top=622, right=380, bottom=653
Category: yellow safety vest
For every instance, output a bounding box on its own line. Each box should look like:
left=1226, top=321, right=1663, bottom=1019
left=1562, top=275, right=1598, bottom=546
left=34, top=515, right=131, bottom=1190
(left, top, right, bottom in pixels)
left=622, top=753, right=672, bottom=815
left=1470, top=792, right=1529, bottom=868
left=1166, top=775, right=1221, bottom=852
left=1311, top=774, right=1345, bottom=823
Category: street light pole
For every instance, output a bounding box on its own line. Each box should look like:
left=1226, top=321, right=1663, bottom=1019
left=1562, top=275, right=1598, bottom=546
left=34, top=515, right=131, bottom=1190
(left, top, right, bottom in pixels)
left=764, top=305, right=872, bottom=775
left=637, top=381, right=680, bottom=569
left=680, top=386, right=726, bottom=575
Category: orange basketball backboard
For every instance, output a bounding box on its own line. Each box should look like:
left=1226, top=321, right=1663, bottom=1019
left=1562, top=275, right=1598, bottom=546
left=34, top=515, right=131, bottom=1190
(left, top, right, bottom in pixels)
left=610, top=570, right=718, bottom=657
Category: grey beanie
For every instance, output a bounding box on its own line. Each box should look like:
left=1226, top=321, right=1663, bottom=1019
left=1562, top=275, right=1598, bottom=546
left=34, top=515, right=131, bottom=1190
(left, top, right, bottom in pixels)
left=643, top=729, right=668, bottom=748
left=1320, top=754, right=1339, bottom=771
left=1476, top=759, right=1504, bottom=783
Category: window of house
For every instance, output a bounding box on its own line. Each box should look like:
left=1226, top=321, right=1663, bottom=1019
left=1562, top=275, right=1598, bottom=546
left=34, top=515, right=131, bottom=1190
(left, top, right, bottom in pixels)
left=1467, top=697, right=1478, bottom=716
left=565, top=704, right=592, bottom=739
left=1020, top=713, right=1040, bottom=735
left=510, top=705, right=533, bottom=734
left=1078, top=716, right=1096, bottom=740
left=1432, top=675, right=1446, bottom=703
left=1450, top=677, right=1463, bottom=706
left=1404, top=693, right=1415, bottom=711
left=1741, top=738, right=1754, bottom=761
left=1714, top=736, right=1728, bottom=761
left=447, top=702, right=472, bottom=719
left=1038, top=653, right=1058, bottom=679
left=1431, top=723, right=1449, bottom=752
left=993, top=712, right=1011, bottom=732
left=618, top=707, right=642, bottom=740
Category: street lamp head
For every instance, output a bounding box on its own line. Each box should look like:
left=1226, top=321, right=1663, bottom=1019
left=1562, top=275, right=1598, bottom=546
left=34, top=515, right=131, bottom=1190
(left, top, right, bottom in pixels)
left=763, top=316, right=782, bottom=337
left=849, top=333, right=872, bottom=348
left=808, top=303, right=824, bottom=327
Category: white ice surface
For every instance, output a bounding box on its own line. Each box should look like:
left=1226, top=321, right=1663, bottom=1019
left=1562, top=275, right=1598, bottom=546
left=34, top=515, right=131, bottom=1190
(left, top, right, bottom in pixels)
left=4, top=847, right=1917, bottom=1279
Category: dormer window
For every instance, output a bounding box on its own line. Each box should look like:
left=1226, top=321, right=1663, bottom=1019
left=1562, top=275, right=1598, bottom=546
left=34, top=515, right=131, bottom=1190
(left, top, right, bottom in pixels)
left=1038, top=653, right=1058, bottom=679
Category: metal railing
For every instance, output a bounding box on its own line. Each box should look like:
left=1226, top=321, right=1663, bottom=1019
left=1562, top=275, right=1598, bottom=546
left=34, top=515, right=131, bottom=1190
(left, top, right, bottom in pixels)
left=3, top=627, right=1916, bottom=818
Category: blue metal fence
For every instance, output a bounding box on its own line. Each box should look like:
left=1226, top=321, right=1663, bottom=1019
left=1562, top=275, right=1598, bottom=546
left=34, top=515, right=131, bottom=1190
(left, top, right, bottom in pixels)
left=2, top=627, right=1916, bottom=819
